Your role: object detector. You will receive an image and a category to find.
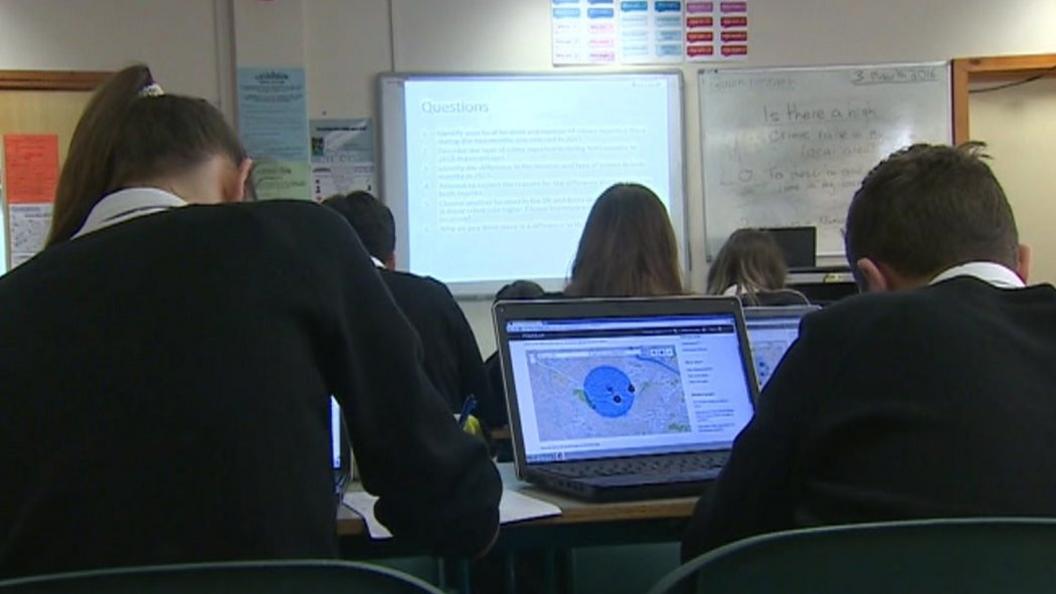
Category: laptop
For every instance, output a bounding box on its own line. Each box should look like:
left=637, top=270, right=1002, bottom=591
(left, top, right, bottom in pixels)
left=493, top=297, right=759, bottom=502
left=330, top=397, right=351, bottom=495
left=743, top=306, right=819, bottom=389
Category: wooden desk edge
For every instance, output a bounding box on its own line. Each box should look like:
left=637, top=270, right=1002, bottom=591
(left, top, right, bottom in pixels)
left=337, top=492, right=697, bottom=536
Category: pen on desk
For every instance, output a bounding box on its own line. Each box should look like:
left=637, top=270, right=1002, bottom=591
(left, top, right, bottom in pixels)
left=459, top=395, right=477, bottom=430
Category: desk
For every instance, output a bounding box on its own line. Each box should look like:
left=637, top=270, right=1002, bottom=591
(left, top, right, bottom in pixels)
left=337, top=463, right=698, bottom=540
left=338, top=464, right=703, bottom=593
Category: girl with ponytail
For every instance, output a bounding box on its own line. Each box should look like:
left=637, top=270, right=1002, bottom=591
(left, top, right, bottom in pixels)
left=48, top=64, right=250, bottom=245
left=0, top=65, right=501, bottom=578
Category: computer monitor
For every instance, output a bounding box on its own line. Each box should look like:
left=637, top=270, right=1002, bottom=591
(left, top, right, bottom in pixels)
left=763, top=227, right=816, bottom=270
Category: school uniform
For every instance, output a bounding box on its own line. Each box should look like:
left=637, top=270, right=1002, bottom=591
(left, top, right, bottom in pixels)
left=0, top=189, right=501, bottom=578
left=370, top=265, right=501, bottom=429
left=684, top=263, right=1056, bottom=560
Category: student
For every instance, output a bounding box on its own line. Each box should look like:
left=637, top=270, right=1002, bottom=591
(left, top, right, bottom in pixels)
left=682, top=142, right=1056, bottom=560
left=0, top=65, right=500, bottom=578
left=322, top=191, right=501, bottom=428
left=565, top=183, right=683, bottom=297
left=483, top=280, right=546, bottom=430
left=706, top=228, right=810, bottom=306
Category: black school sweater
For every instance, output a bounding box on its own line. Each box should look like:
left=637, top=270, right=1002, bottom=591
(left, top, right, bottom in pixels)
left=0, top=200, right=500, bottom=578
left=683, top=277, right=1056, bottom=560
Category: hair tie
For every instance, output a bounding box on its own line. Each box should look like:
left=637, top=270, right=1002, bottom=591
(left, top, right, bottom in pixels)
left=138, top=82, right=165, bottom=98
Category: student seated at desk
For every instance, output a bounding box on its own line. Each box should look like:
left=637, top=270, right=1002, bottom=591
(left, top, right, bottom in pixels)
left=484, top=280, right=545, bottom=431
left=322, top=191, right=501, bottom=429
left=565, top=183, right=684, bottom=297
left=683, top=142, right=1056, bottom=561
left=0, top=65, right=500, bottom=579
left=706, top=228, right=810, bottom=306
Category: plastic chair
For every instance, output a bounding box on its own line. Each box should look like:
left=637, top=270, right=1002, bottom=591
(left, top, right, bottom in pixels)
left=649, top=517, right=1056, bottom=594
left=0, top=559, right=445, bottom=593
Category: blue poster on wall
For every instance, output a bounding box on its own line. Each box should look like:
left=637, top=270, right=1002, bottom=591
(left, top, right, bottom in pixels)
left=236, top=67, right=310, bottom=200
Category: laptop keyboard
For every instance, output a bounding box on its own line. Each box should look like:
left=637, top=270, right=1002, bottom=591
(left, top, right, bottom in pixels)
left=544, top=452, right=729, bottom=479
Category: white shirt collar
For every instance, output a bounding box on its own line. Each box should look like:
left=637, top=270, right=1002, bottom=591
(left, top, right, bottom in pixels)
left=929, top=261, right=1025, bottom=289
left=721, top=285, right=739, bottom=297
left=73, top=187, right=186, bottom=238
left=370, top=256, right=385, bottom=269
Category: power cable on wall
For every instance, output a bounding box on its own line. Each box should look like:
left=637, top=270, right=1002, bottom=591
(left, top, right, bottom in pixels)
left=969, top=64, right=1056, bottom=94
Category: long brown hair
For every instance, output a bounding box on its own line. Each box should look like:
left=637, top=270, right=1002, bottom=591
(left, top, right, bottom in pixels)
left=565, top=183, right=683, bottom=297
left=706, top=228, right=788, bottom=300
left=48, top=64, right=245, bottom=246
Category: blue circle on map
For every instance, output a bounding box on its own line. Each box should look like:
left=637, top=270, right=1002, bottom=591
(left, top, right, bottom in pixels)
left=583, top=366, right=635, bottom=418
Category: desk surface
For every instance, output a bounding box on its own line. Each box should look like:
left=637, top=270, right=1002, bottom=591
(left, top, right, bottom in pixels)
left=337, top=463, right=699, bottom=537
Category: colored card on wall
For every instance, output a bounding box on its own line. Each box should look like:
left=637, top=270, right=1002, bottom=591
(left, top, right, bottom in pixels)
left=3, top=134, right=59, bottom=204
left=552, top=0, right=618, bottom=65
left=685, top=0, right=749, bottom=61
left=620, top=1, right=684, bottom=64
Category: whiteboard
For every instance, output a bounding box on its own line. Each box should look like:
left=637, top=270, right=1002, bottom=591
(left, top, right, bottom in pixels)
left=380, top=72, right=686, bottom=296
left=699, top=62, right=951, bottom=257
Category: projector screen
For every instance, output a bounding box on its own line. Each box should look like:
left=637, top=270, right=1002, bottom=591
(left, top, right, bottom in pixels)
left=380, top=72, right=686, bottom=296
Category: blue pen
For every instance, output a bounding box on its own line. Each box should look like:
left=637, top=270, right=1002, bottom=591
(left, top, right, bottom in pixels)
left=458, top=395, right=477, bottom=430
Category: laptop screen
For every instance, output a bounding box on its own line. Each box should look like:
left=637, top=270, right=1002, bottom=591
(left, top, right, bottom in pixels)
left=505, top=313, right=756, bottom=464
left=744, top=309, right=812, bottom=389
left=330, top=397, right=343, bottom=470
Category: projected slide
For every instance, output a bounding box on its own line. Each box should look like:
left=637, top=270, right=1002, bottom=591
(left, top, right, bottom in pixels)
left=526, top=347, right=691, bottom=441
left=381, top=74, right=684, bottom=294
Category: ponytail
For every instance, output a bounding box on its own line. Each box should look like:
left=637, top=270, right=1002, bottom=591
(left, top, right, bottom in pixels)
left=48, top=65, right=153, bottom=246
left=48, top=64, right=245, bottom=246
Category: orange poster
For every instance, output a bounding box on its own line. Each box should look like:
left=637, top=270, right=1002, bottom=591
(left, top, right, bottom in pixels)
left=3, top=134, right=60, bottom=204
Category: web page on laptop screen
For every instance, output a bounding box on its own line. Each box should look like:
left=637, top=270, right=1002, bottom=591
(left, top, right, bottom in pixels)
left=745, top=317, right=801, bottom=389
left=506, top=314, right=755, bottom=464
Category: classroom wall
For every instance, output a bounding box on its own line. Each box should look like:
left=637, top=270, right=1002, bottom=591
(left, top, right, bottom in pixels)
left=0, top=0, right=224, bottom=108
left=304, top=0, right=392, bottom=120
left=384, top=0, right=1056, bottom=355
left=1, top=0, right=1055, bottom=355
left=970, top=78, right=1056, bottom=286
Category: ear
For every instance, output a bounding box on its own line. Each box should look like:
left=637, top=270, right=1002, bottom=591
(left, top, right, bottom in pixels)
left=227, top=158, right=253, bottom=203
left=855, top=257, right=891, bottom=293
left=1016, top=244, right=1031, bottom=284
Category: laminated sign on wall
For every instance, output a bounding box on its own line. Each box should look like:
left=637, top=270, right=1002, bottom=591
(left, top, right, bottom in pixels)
left=237, top=67, right=311, bottom=200
left=3, top=134, right=59, bottom=269
left=309, top=118, right=375, bottom=201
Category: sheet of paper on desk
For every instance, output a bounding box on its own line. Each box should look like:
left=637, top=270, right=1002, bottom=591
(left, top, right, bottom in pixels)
left=499, top=489, right=561, bottom=524
left=342, top=489, right=562, bottom=540
left=342, top=491, right=393, bottom=539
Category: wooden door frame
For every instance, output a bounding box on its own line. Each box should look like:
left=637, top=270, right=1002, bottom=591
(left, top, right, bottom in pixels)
left=0, top=70, right=110, bottom=91
left=952, top=54, right=1056, bottom=144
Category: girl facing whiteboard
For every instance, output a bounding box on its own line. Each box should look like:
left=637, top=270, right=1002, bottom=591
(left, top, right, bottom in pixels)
left=707, top=228, right=810, bottom=306
left=565, top=183, right=684, bottom=298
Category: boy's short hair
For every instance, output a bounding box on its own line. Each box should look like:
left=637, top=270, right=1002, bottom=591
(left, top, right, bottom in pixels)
left=845, top=142, right=1019, bottom=278
left=323, top=191, right=396, bottom=262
